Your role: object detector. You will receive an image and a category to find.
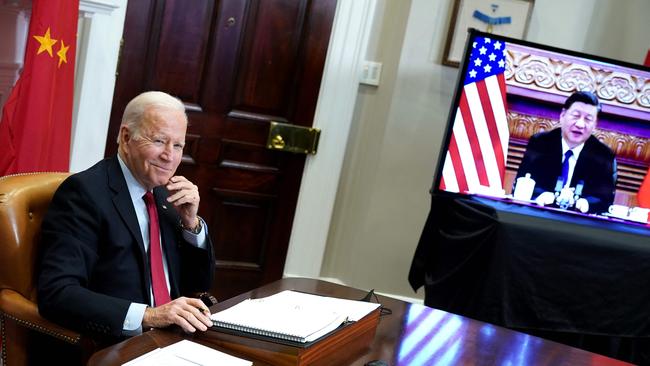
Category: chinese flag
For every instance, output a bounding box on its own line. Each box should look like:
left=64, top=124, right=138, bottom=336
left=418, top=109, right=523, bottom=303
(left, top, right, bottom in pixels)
left=0, top=0, right=79, bottom=175
left=638, top=51, right=650, bottom=217
left=638, top=170, right=650, bottom=208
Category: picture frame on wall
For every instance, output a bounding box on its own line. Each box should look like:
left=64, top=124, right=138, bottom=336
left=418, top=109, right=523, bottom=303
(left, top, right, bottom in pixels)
left=442, top=0, right=535, bottom=67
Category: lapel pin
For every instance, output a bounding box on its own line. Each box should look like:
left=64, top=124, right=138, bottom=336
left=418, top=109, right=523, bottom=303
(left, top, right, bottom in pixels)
left=162, top=205, right=167, bottom=210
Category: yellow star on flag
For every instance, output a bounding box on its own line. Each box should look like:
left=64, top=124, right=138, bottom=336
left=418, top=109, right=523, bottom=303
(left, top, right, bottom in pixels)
left=57, top=40, right=69, bottom=67
left=33, top=27, right=58, bottom=57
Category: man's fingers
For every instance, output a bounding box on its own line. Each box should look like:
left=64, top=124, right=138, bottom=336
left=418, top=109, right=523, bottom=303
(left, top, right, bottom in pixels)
left=178, top=308, right=208, bottom=332
left=167, top=190, right=197, bottom=203
left=174, top=313, right=198, bottom=333
left=166, top=188, right=199, bottom=204
left=166, top=176, right=195, bottom=191
left=175, top=298, right=211, bottom=331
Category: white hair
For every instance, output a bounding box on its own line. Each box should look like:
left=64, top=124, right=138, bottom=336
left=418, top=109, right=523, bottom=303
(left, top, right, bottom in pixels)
left=117, top=91, right=186, bottom=143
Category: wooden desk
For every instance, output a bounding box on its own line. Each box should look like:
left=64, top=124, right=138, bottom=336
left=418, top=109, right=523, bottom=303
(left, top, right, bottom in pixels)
left=89, top=278, right=630, bottom=366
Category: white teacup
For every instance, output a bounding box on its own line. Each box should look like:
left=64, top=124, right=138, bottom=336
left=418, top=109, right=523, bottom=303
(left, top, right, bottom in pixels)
left=513, top=173, right=535, bottom=201
left=608, top=204, right=629, bottom=218
left=628, top=207, right=650, bottom=223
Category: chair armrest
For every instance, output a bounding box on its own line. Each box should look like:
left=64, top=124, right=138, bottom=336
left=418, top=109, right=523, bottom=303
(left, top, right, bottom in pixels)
left=0, top=289, right=81, bottom=344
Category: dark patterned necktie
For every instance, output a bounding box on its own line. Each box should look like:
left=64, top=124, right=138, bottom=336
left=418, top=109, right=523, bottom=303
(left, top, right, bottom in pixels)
left=560, top=150, right=573, bottom=187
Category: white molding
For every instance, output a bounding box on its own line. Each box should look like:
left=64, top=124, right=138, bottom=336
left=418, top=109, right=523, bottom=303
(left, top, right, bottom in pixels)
left=79, top=0, right=118, bottom=17
left=0, top=1, right=31, bottom=15
left=0, top=62, right=20, bottom=109
left=0, top=62, right=20, bottom=69
left=282, top=0, right=377, bottom=278
left=69, top=0, right=126, bottom=172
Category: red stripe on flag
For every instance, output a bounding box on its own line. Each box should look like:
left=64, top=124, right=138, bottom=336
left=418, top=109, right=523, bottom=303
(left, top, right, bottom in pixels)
left=439, top=176, right=446, bottom=190
left=448, top=133, right=468, bottom=193
left=476, top=80, right=506, bottom=178
left=459, top=91, right=489, bottom=186
left=497, top=73, right=507, bottom=103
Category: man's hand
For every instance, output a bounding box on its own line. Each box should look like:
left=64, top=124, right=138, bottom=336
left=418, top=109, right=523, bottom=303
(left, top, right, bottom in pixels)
left=575, top=198, right=589, bottom=213
left=535, top=191, right=555, bottom=206
left=142, top=297, right=212, bottom=333
left=166, top=176, right=200, bottom=230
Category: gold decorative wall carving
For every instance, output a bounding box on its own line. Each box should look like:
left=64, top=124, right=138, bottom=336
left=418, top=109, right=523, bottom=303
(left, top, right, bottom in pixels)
left=505, top=46, right=650, bottom=114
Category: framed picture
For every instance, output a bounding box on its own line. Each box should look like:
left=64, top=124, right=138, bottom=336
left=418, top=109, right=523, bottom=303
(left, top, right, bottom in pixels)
left=442, top=0, right=534, bottom=67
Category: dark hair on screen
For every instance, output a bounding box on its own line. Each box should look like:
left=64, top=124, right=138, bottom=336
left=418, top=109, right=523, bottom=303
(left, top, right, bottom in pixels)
left=563, top=91, right=601, bottom=113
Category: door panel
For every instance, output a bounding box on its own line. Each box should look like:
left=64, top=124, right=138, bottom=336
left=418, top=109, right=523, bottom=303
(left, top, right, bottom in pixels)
left=106, top=0, right=337, bottom=300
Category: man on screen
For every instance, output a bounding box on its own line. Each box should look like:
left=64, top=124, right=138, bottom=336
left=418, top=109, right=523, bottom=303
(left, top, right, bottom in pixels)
left=38, top=91, right=215, bottom=352
left=515, top=91, right=616, bottom=214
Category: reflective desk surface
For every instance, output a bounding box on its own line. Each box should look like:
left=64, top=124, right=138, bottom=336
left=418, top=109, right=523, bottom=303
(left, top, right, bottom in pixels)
left=88, top=278, right=631, bottom=366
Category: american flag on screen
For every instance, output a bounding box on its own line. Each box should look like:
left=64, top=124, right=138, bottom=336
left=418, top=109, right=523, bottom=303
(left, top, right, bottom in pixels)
left=440, top=36, right=509, bottom=194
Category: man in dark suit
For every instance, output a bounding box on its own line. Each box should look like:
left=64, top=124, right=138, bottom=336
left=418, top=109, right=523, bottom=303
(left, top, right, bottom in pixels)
left=515, top=91, right=616, bottom=214
left=38, top=91, right=215, bottom=343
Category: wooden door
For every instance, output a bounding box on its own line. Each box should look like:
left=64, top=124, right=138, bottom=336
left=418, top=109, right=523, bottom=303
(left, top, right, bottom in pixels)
left=105, top=0, right=337, bottom=300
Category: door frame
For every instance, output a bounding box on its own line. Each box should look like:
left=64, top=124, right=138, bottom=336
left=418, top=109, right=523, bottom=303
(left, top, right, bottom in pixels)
left=283, top=0, right=377, bottom=279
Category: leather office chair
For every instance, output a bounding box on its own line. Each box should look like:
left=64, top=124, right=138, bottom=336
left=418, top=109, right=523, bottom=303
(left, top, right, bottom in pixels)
left=0, top=173, right=94, bottom=365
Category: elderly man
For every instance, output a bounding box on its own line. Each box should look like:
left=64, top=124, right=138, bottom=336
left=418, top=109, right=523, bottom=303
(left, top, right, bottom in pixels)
left=38, top=91, right=215, bottom=345
left=515, top=91, right=617, bottom=214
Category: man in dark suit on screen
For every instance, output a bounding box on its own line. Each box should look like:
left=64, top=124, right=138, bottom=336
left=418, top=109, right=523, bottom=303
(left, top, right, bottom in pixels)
left=38, top=91, right=215, bottom=345
left=515, top=91, right=616, bottom=214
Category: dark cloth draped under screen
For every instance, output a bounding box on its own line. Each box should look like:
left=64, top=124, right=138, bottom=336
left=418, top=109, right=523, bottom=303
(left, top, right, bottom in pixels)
left=409, top=194, right=650, bottom=364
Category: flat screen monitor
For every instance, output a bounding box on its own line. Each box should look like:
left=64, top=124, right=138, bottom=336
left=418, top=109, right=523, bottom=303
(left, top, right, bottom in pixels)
left=433, top=29, right=650, bottom=231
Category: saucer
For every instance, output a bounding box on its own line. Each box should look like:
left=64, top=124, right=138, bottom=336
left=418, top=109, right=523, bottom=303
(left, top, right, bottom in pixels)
left=603, top=212, right=629, bottom=220
left=603, top=212, right=648, bottom=224
left=627, top=215, right=649, bottom=224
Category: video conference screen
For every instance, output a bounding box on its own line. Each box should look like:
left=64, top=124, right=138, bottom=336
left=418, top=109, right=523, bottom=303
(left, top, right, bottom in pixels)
left=433, top=29, right=650, bottom=230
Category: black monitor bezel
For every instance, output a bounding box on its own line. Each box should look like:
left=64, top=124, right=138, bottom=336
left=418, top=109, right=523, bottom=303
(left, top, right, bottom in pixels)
left=432, top=28, right=650, bottom=201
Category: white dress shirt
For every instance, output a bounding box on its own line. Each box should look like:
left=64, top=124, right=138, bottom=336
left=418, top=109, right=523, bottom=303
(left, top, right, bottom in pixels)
left=561, top=138, right=585, bottom=188
left=117, top=155, right=207, bottom=334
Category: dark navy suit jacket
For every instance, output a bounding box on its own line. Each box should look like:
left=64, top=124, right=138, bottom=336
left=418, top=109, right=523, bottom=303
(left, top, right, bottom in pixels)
left=515, top=128, right=616, bottom=214
left=38, top=156, right=214, bottom=339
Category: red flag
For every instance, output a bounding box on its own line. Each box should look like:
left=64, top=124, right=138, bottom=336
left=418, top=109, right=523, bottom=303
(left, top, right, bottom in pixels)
left=0, top=0, right=79, bottom=175
left=440, top=36, right=509, bottom=193
left=638, top=171, right=650, bottom=208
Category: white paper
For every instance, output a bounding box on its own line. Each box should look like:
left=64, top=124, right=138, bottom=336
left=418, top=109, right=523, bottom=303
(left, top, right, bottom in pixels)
left=121, top=340, right=252, bottom=366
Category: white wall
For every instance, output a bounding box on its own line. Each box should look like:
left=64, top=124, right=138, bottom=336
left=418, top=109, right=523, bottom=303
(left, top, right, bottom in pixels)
left=320, top=0, right=650, bottom=301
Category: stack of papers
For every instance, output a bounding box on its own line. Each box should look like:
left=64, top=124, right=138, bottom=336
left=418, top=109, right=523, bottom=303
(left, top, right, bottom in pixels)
left=210, top=290, right=381, bottom=343
left=122, top=339, right=252, bottom=366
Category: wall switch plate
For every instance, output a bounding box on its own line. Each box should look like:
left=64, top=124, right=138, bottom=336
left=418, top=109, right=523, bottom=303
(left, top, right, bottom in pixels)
left=360, top=61, right=382, bottom=86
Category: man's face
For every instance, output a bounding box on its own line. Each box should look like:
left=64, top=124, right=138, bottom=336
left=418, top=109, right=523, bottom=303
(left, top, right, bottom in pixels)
left=559, top=101, right=598, bottom=148
left=120, top=106, right=187, bottom=190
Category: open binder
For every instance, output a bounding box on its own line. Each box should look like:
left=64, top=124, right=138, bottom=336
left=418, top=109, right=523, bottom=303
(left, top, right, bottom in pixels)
left=210, top=290, right=379, bottom=345
left=205, top=290, right=382, bottom=365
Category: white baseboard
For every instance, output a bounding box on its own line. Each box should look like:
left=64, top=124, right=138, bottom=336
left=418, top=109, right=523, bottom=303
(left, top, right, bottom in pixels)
left=282, top=274, right=424, bottom=305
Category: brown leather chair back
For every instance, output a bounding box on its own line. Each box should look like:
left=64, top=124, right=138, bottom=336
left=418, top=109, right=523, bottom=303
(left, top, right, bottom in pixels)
left=0, top=172, right=93, bottom=366
left=0, top=173, right=69, bottom=301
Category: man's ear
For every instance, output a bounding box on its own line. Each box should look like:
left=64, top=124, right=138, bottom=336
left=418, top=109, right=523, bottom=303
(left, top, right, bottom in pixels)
left=119, top=125, right=131, bottom=144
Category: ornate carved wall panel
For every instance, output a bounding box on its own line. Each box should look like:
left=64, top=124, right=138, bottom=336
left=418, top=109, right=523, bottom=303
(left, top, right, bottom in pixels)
left=505, top=43, right=650, bottom=118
